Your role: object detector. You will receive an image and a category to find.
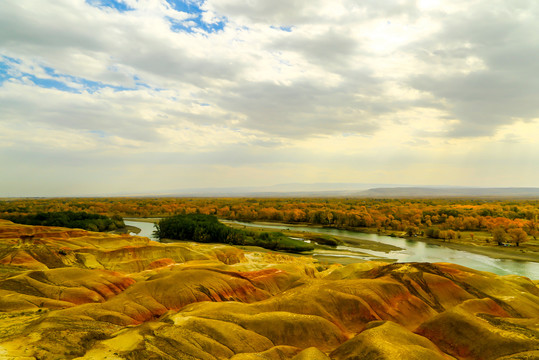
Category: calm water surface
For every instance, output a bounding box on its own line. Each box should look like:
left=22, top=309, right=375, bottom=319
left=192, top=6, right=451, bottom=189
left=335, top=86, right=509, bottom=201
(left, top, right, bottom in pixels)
left=125, top=220, right=158, bottom=240
left=125, top=219, right=539, bottom=279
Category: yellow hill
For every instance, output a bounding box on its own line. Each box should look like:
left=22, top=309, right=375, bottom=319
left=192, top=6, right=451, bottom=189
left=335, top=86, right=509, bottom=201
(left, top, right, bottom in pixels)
left=0, top=220, right=537, bottom=359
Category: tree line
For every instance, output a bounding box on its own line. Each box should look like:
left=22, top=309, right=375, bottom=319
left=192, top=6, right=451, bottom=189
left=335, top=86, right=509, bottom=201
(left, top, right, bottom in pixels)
left=154, top=214, right=313, bottom=253
left=1, top=197, right=537, bottom=245
left=3, top=211, right=125, bottom=232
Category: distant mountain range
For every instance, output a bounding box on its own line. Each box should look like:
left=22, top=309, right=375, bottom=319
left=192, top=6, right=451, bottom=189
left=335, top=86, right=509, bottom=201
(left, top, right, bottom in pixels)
left=122, top=184, right=539, bottom=198
left=356, top=187, right=539, bottom=198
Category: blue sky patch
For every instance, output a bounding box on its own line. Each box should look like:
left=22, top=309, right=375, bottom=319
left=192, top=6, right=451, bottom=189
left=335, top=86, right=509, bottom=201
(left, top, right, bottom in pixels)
left=165, top=0, right=197, bottom=13
left=43, top=66, right=58, bottom=77
left=1, top=55, right=22, bottom=64
left=165, top=0, right=226, bottom=33
left=169, top=16, right=226, bottom=34
left=85, top=0, right=133, bottom=12
left=1, top=56, right=22, bottom=85
left=28, top=75, right=76, bottom=92
left=271, top=25, right=293, bottom=32
left=0, top=62, right=9, bottom=85
left=0, top=56, right=139, bottom=93
left=38, top=66, right=134, bottom=93
left=89, top=130, right=107, bottom=138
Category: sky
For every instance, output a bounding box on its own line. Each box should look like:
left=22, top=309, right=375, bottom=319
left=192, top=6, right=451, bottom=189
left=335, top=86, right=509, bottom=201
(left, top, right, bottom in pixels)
left=1, top=0, right=538, bottom=196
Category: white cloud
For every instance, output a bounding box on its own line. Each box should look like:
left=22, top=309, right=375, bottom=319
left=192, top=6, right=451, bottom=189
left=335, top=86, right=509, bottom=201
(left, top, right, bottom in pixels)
left=1, top=0, right=538, bottom=195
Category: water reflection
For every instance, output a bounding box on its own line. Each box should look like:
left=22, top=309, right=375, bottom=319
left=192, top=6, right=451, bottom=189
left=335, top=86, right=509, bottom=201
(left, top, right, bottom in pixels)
left=404, top=239, right=417, bottom=247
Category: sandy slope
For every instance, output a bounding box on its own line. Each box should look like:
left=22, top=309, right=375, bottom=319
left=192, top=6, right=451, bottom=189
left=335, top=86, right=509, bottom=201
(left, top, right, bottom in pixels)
left=0, top=219, right=537, bottom=360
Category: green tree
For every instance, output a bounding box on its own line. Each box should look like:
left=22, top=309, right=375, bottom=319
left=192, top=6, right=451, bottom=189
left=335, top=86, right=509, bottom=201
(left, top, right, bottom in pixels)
left=155, top=214, right=313, bottom=253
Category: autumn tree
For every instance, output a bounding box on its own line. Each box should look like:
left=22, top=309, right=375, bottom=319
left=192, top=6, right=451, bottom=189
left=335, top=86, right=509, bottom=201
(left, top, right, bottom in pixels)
left=492, top=228, right=507, bottom=246
left=507, top=228, right=528, bottom=246
left=524, top=218, right=538, bottom=240
left=405, top=226, right=419, bottom=236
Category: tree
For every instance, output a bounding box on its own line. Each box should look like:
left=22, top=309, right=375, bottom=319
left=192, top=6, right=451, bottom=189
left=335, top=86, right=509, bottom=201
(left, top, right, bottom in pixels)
left=405, top=226, right=419, bottom=236
left=425, top=227, right=440, bottom=239
left=524, top=218, right=538, bottom=240
left=154, top=214, right=313, bottom=253
left=508, top=228, right=528, bottom=247
left=492, top=228, right=507, bottom=246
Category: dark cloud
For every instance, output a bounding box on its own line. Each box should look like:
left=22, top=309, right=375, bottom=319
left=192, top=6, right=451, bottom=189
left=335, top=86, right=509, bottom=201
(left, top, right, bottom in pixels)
left=213, top=77, right=383, bottom=138
left=405, top=1, right=539, bottom=136
left=270, top=28, right=360, bottom=66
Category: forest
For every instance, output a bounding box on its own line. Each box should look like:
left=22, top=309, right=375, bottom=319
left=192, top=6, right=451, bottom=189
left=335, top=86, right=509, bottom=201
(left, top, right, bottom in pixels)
left=0, top=197, right=537, bottom=246
left=2, top=211, right=125, bottom=232
left=155, top=213, right=314, bottom=253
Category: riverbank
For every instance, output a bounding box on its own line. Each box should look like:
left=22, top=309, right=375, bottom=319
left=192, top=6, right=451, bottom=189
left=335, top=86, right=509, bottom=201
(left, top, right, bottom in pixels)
left=404, top=236, right=539, bottom=262
left=223, top=221, right=402, bottom=253
left=125, top=218, right=539, bottom=264
left=126, top=218, right=398, bottom=265
left=128, top=217, right=402, bottom=254
left=123, top=217, right=161, bottom=223
left=361, top=227, right=539, bottom=263
left=226, top=220, right=539, bottom=264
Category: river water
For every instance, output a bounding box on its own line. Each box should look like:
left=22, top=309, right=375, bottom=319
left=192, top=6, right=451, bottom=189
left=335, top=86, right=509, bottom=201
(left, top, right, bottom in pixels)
left=125, top=220, right=159, bottom=240
left=125, top=219, right=538, bottom=279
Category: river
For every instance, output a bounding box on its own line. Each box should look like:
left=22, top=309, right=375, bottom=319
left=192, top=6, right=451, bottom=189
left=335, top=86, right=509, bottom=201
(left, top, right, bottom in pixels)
left=124, top=219, right=538, bottom=279
left=125, top=220, right=159, bottom=240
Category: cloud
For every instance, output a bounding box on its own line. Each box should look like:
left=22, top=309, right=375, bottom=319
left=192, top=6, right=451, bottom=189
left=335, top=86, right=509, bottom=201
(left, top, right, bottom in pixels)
left=404, top=0, right=539, bottom=136
left=204, top=0, right=420, bottom=27
left=1, top=0, right=538, bottom=195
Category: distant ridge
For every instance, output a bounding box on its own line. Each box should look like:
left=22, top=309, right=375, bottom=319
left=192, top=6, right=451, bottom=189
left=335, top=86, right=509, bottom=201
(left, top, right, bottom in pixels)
left=357, top=187, right=539, bottom=198
left=115, top=183, right=393, bottom=197
left=115, top=184, right=539, bottom=199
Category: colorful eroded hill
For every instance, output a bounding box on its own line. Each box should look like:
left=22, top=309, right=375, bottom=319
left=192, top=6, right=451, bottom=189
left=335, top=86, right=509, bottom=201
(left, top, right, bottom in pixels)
left=0, top=219, right=537, bottom=359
